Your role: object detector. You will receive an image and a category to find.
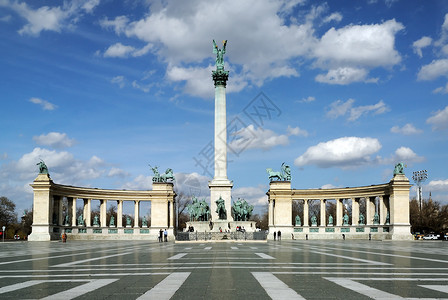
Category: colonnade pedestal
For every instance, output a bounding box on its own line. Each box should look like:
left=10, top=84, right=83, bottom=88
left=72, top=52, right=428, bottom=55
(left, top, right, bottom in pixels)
left=28, top=173, right=176, bottom=241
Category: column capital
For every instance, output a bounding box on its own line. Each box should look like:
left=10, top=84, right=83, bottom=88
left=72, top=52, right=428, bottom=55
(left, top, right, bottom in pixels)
left=212, top=70, right=229, bottom=87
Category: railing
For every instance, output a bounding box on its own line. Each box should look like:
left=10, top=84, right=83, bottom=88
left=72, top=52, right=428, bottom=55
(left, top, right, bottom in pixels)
left=176, top=231, right=267, bottom=241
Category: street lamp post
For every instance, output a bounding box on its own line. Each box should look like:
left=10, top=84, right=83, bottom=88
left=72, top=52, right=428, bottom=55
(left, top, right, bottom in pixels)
left=412, top=170, right=428, bottom=228
left=2, top=226, right=5, bottom=242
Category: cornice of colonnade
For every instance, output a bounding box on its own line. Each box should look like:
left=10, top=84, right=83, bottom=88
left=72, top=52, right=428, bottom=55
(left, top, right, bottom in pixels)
left=31, top=174, right=175, bottom=201
left=291, top=183, right=392, bottom=200
left=267, top=178, right=409, bottom=200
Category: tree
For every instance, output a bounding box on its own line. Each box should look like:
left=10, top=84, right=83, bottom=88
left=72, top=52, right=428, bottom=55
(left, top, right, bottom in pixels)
left=0, top=196, right=17, bottom=226
left=176, top=192, right=192, bottom=231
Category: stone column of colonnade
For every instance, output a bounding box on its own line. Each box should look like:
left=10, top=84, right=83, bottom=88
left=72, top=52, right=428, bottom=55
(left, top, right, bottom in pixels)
left=320, top=200, right=325, bottom=226
left=100, top=199, right=107, bottom=227
left=57, top=196, right=64, bottom=226
left=303, top=200, right=309, bottom=226
left=366, top=197, right=372, bottom=226
left=117, top=200, right=123, bottom=228
left=83, top=199, right=91, bottom=227
left=336, top=198, right=342, bottom=226
left=379, top=196, right=387, bottom=224
left=67, top=197, right=76, bottom=226
left=352, top=198, right=359, bottom=225
left=268, top=199, right=274, bottom=226
left=134, top=201, right=140, bottom=228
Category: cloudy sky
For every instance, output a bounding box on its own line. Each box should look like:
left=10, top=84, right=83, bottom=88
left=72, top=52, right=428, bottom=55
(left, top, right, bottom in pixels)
left=1, top=0, right=448, bottom=216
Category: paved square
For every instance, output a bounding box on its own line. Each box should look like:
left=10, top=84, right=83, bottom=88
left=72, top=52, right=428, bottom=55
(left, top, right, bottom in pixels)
left=0, top=240, right=447, bottom=299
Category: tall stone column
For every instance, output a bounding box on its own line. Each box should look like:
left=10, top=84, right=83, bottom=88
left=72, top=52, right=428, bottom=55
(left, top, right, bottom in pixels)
left=209, top=40, right=233, bottom=222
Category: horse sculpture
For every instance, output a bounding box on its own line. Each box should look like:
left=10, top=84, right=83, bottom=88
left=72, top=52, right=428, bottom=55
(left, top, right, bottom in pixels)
left=266, top=168, right=283, bottom=181
left=232, top=198, right=254, bottom=221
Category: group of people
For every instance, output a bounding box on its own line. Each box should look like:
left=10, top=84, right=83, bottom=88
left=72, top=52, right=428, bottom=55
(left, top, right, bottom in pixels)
left=273, top=230, right=282, bottom=240
left=158, top=229, right=168, bottom=242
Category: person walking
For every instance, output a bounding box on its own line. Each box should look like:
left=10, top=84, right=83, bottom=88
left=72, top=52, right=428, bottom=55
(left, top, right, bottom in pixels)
left=273, top=231, right=276, bottom=241
left=278, top=230, right=281, bottom=241
left=164, top=229, right=168, bottom=242
left=158, top=229, right=163, bottom=242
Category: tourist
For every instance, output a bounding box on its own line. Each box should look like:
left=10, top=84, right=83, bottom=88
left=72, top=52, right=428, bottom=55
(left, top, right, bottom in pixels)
left=61, top=232, right=67, bottom=243
left=274, top=231, right=276, bottom=241
left=278, top=230, right=281, bottom=241
left=164, top=229, right=168, bottom=242
left=158, top=229, right=163, bottom=242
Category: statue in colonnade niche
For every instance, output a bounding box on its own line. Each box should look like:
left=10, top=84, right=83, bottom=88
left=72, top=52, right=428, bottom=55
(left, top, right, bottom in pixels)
left=110, top=215, right=115, bottom=227
left=328, top=215, right=333, bottom=226
left=126, top=216, right=132, bottom=227
left=310, top=214, right=317, bottom=226
left=64, top=215, right=69, bottom=226
left=295, top=215, right=301, bottom=226
left=373, top=213, right=380, bottom=225
left=343, top=213, right=349, bottom=225
left=93, top=215, right=99, bottom=226
left=142, top=217, right=148, bottom=227
left=358, top=213, right=365, bottom=225
left=385, top=212, right=390, bottom=225
left=78, top=214, right=84, bottom=226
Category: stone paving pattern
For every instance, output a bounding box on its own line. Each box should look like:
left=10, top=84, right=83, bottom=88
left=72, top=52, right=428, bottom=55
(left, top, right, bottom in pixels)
left=0, top=239, right=447, bottom=299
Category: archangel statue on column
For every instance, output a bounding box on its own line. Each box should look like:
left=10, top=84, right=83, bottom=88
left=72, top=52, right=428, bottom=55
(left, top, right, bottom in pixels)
left=213, top=40, right=227, bottom=71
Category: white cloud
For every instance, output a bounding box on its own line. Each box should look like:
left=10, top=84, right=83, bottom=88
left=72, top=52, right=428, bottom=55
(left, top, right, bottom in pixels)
left=29, top=97, right=57, bottom=110
left=104, top=43, right=136, bottom=58
left=33, top=132, right=76, bottom=149
left=427, top=105, right=448, bottom=131
left=413, top=36, right=432, bottom=58
left=427, top=179, right=448, bottom=192
left=316, top=67, right=374, bottom=85
left=433, top=82, right=448, bottom=94
left=417, top=59, right=448, bottom=81
left=393, top=147, right=424, bottom=163
left=111, top=76, right=125, bottom=88
left=390, top=123, right=423, bottom=135
left=100, top=16, right=130, bottom=35
left=314, top=19, right=404, bottom=69
left=321, top=183, right=339, bottom=189
left=108, top=167, right=129, bottom=178
left=174, top=172, right=210, bottom=198
left=229, top=125, right=297, bottom=152
left=326, top=99, right=389, bottom=121
left=121, top=175, right=153, bottom=190
left=287, top=125, right=308, bottom=137
left=294, top=137, right=382, bottom=168
left=233, top=185, right=268, bottom=206
left=298, top=96, right=315, bottom=103
left=323, top=12, right=342, bottom=24
left=2, top=0, right=99, bottom=36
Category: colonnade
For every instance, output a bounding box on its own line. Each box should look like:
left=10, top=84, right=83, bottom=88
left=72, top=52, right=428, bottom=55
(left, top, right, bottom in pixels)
left=28, top=173, right=176, bottom=241
left=267, top=173, right=412, bottom=240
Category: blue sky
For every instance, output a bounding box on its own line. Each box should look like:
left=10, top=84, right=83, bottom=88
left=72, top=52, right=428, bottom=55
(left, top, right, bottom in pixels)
left=1, top=0, right=448, bottom=217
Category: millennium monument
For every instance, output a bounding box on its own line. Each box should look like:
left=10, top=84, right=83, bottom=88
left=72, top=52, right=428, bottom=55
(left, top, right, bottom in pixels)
left=28, top=40, right=412, bottom=241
